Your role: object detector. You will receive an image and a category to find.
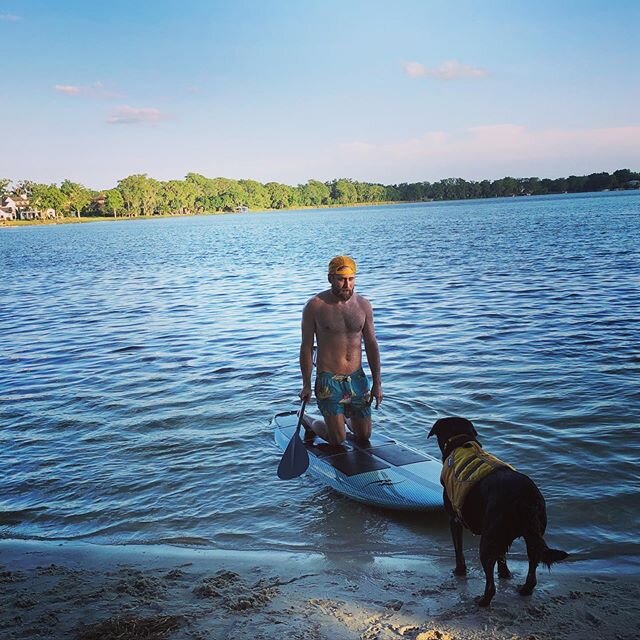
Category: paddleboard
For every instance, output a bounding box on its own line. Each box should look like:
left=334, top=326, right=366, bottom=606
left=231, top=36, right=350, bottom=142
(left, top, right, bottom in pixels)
left=272, top=410, right=443, bottom=510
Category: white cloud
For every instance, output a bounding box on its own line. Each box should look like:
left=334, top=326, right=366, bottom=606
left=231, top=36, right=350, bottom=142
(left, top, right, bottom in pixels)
left=54, top=81, right=121, bottom=99
left=337, top=125, right=640, bottom=181
left=0, top=13, right=20, bottom=22
left=403, top=59, right=489, bottom=80
left=106, top=106, right=171, bottom=125
left=54, top=84, right=81, bottom=96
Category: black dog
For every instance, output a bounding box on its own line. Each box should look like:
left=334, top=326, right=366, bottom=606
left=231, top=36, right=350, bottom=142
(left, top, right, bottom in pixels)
left=428, top=416, right=568, bottom=606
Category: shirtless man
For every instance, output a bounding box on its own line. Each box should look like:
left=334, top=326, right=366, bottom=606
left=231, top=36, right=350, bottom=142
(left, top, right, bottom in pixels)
left=299, top=255, right=383, bottom=445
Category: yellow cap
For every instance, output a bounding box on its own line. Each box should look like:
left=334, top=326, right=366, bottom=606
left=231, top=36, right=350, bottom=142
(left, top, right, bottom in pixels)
left=328, top=255, right=357, bottom=276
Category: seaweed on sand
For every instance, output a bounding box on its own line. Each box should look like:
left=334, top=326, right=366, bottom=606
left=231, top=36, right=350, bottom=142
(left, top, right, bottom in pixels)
left=76, top=614, right=184, bottom=640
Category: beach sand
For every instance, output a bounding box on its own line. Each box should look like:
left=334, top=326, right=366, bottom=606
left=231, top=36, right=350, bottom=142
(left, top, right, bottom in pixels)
left=1, top=540, right=638, bottom=640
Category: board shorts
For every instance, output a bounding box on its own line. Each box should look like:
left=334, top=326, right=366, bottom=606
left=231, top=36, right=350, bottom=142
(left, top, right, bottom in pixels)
left=315, top=368, right=372, bottom=419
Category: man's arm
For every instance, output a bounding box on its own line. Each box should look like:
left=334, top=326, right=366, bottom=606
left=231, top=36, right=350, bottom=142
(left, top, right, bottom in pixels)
left=362, top=300, right=383, bottom=408
left=299, top=300, right=315, bottom=402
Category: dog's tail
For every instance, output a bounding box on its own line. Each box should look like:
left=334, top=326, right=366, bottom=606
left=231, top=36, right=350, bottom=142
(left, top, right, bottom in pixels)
left=540, top=545, right=569, bottom=569
left=521, top=502, right=569, bottom=568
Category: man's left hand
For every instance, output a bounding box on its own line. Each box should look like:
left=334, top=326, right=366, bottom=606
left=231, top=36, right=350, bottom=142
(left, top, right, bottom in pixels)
left=370, top=384, right=383, bottom=409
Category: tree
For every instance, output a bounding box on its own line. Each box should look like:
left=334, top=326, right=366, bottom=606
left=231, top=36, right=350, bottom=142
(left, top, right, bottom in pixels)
left=329, top=179, right=358, bottom=205
left=185, top=173, right=212, bottom=212
left=210, top=177, right=246, bottom=211
left=30, top=183, right=65, bottom=212
left=238, top=179, right=270, bottom=209
left=104, top=189, right=124, bottom=217
left=0, top=178, right=10, bottom=200
left=297, top=179, right=331, bottom=206
left=492, top=176, right=518, bottom=197
left=566, top=175, right=587, bottom=193
left=60, top=179, right=92, bottom=217
left=583, top=172, right=611, bottom=193
left=265, top=182, right=296, bottom=209
left=116, top=174, right=158, bottom=216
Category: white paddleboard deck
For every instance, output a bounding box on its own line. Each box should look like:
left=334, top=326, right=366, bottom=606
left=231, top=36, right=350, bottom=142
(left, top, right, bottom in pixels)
left=273, top=410, right=443, bottom=510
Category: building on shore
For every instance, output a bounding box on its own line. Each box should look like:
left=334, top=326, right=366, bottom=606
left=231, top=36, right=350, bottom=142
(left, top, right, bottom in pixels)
left=1, top=195, right=58, bottom=221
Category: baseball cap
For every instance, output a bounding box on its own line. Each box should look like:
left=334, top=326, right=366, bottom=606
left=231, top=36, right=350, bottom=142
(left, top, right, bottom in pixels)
left=328, top=255, right=357, bottom=276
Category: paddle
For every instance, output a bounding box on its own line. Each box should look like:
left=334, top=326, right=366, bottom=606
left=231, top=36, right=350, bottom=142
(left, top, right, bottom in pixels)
left=277, top=400, right=309, bottom=480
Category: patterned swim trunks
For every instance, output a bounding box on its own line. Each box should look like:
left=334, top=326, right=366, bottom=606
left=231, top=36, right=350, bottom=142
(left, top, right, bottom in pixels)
left=315, top=368, right=371, bottom=419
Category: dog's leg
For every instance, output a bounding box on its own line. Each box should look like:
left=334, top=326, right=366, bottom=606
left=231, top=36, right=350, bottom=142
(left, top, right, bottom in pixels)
left=497, top=555, right=511, bottom=579
left=519, top=535, right=538, bottom=596
left=450, top=516, right=467, bottom=576
left=477, top=534, right=498, bottom=607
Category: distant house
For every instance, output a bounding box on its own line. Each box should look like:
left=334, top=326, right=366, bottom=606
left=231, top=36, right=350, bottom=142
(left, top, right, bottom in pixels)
left=234, top=205, right=249, bottom=213
left=16, top=208, right=58, bottom=221
left=627, top=180, right=640, bottom=189
left=92, top=193, right=107, bottom=214
left=2, top=193, right=58, bottom=220
left=0, top=196, right=18, bottom=221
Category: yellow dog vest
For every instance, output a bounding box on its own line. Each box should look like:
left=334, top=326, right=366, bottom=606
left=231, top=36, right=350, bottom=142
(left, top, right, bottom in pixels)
left=441, top=441, right=514, bottom=521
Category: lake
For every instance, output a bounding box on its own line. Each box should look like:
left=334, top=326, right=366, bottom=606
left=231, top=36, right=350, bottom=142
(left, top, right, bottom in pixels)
left=1, top=191, right=638, bottom=566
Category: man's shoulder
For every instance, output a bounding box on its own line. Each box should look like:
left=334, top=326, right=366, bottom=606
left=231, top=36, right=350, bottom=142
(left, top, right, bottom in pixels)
left=305, top=290, right=330, bottom=309
left=354, top=292, right=372, bottom=310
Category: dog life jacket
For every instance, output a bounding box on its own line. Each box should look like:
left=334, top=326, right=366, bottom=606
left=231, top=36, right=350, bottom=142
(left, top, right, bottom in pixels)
left=441, top=441, right=514, bottom=521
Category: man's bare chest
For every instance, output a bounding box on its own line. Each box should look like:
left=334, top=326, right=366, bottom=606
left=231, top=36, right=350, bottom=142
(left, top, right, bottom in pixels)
left=316, top=305, right=365, bottom=335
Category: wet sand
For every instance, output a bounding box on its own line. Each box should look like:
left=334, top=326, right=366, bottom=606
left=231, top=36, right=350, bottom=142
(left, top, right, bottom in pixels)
left=1, top=540, right=638, bottom=640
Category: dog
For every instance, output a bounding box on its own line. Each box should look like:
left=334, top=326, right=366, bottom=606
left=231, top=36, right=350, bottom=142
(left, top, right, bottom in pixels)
left=428, top=416, right=568, bottom=606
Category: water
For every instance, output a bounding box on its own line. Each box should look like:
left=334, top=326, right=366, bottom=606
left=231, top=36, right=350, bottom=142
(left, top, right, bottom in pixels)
left=1, top=191, right=639, bottom=563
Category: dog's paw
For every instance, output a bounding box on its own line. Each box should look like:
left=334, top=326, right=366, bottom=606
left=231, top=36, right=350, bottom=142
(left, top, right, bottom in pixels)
left=453, top=565, right=467, bottom=577
left=476, top=595, right=492, bottom=607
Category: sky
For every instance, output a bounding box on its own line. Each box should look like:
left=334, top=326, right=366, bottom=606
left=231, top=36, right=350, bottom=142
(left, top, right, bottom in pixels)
left=1, top=0, right=639, bottom=190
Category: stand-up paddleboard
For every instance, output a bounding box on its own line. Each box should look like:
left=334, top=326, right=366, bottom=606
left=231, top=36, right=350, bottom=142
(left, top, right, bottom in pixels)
left=273, top=410, right=443, bottom=510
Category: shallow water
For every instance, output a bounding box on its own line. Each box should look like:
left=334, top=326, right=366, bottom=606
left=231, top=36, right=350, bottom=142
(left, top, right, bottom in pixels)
left=1, top=191, right=639, bottom=562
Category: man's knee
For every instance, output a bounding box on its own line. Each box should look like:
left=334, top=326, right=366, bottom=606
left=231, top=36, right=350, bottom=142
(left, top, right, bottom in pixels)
left=350, top=416, right=372, bottom=441
left=326, top=432, right=346, bottom=446
left=324, top=416, right=347, bottom=445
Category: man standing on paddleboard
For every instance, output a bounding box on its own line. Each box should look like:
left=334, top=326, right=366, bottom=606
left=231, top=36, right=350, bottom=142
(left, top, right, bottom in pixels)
left=299, top=255, right=383, bottom=445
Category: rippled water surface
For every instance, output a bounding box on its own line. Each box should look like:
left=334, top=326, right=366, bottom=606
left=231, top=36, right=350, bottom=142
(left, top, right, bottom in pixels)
left=1, top=192, right=639, bottom=562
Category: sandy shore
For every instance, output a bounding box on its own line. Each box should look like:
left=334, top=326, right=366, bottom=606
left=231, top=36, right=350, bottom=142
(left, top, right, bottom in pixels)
left=1, top=540, right=638, bottom=640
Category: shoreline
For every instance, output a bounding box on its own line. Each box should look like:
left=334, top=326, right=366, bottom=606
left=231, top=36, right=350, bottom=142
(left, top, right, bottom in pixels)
left=0, top=201, right=403, bottom=228
left=2, top=539, right=638, bottom=639
left=2, top=189, right=637, bottom=229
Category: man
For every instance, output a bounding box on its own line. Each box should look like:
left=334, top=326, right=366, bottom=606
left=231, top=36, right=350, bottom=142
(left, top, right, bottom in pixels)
left=299, top=255, right=382, bottom=445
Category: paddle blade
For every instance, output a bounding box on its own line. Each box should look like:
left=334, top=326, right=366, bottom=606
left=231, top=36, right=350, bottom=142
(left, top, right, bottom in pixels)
left=277, top=431, right=309, bottom=480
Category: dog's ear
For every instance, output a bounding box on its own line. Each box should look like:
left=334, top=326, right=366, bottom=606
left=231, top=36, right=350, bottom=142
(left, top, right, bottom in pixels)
left=427, top=419, right=441, bottom=438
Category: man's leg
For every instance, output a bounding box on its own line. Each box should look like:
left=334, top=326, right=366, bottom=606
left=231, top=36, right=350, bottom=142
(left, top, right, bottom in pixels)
left=348, top=415, right=371, bottom=443
left=302, top=414, right=347, bottom=445
left=347, top=370, right=372, bottom=443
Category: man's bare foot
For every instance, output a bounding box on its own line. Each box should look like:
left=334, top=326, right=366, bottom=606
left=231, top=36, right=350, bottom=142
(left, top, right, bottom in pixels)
left=301, top=415, right=316, bottom=443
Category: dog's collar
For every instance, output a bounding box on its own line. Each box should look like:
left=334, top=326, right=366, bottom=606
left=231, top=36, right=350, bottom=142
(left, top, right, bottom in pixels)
left=443, top=433, right=471, bottom=449
left=442, top=433, right=479, bottom=461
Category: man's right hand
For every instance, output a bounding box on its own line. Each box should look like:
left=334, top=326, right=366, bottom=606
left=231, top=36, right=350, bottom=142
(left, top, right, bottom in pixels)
left=299, top=385, right=312, bottom=403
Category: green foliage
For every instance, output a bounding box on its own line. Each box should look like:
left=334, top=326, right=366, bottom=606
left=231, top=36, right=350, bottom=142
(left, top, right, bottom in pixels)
left=329, top=179, right=358, bottom=205
left=104, top=189, right=124, bottom=216
left=238, top=179, right=270, bottom=209
left=0, top=178, right=11, bottom=199
left=60, top=179, right=92, bottom=216
left=6, top=168, right=639, bottom=225
left=265, top=182, right=296, bottom=209
left=297, top=179, right=331, bottom=206
left=117, top=174, right=159, bottom=216
left=30, top=183, right=65, bottom=211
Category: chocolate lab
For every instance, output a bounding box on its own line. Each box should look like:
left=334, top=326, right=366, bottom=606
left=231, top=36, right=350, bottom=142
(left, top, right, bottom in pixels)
left=428, top=416, right=568, bottom=606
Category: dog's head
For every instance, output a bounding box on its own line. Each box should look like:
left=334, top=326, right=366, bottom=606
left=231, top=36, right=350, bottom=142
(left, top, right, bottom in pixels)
left=428, top=416, right=479, bottom=461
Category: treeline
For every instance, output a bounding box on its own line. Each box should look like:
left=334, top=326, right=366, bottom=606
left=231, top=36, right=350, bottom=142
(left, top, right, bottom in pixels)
left=2, top=169, right=639, bottom=218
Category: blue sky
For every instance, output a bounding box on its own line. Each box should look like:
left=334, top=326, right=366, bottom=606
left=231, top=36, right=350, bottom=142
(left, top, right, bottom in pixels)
left=2, top=0, right=639, bottom=189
